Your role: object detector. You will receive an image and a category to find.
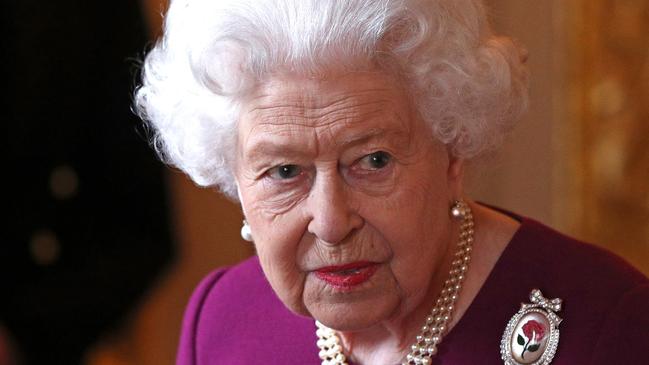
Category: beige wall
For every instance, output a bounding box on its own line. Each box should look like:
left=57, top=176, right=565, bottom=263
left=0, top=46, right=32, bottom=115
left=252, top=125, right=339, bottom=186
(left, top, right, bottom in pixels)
left=477, top=0, right=649, bottom=275
left=469, top=0, right=561, bottom=226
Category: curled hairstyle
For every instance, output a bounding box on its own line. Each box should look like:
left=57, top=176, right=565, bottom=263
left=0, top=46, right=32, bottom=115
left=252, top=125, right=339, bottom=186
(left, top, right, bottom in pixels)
left=135, top=0, right=529, bottom=199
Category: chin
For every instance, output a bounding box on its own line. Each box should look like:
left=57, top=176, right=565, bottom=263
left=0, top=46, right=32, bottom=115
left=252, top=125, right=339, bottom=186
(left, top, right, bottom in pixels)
left=307, top=294, right=400, bottom=332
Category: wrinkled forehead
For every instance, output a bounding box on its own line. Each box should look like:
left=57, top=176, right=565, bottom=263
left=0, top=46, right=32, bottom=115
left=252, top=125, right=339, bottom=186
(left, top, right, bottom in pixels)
left=238, top=72, right=417, bottom=137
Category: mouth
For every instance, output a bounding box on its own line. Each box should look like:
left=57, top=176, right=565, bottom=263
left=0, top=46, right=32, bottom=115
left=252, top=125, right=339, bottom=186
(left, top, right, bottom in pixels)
left=314, top=261, right=379, bottom=290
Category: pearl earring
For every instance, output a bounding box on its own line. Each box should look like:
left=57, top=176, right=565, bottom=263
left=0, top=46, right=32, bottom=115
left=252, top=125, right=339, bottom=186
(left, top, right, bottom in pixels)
left=241, top=220, right=253, bottom=242
left=450, top=200, right=467, bottom=219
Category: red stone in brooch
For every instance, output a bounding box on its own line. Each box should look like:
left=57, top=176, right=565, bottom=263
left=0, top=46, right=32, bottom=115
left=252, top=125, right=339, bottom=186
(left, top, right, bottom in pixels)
left=501, top=289, right=563, bottom=365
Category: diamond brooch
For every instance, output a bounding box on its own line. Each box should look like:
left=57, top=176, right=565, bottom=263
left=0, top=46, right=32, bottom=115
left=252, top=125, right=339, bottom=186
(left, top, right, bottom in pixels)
left=500, top=289, right=563, bottom=365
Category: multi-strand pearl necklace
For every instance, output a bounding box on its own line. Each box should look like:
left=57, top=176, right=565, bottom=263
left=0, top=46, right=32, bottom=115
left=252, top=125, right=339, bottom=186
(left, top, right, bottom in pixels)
left=316, top=201, right=474, bottom=365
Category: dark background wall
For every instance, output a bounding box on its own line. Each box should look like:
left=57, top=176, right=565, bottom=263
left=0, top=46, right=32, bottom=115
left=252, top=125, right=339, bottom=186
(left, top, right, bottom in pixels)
left=2, top=1, right=173, bottom=364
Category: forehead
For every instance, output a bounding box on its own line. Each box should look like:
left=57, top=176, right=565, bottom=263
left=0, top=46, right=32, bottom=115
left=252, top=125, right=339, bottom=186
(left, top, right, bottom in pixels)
left=238, top=72, right=417, bottom=150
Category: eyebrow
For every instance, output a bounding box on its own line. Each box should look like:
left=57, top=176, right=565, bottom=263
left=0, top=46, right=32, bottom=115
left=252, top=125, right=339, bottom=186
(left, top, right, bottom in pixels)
left=243, top=140, right=312, bottom=163
left=337, top=127, right=387, bottom=147
left=243, top=127, right=407, bottom=164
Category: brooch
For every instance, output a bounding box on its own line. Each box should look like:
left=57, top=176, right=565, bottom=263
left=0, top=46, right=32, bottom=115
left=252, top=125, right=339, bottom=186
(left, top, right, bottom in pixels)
left=500, top=289, right=563, bottom=365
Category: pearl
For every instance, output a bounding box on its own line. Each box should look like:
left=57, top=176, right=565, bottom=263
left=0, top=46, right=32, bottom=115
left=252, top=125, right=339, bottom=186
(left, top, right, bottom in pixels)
left=240, top=222, right=253, bottom=242
left=451, top=205, right=463, bottom=218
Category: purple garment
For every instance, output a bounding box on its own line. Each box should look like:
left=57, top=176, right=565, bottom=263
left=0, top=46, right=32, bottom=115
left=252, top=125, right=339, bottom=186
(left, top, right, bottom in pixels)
left=177, top=216, right=649, bottom=364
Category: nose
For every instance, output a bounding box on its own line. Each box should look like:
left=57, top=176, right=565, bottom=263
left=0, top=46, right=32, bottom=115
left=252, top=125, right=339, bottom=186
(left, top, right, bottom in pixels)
left=306, top=172, right=363, bottom=245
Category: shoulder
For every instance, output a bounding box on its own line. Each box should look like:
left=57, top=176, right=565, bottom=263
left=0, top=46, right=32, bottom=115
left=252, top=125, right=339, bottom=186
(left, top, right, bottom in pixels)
left=481, top=204, right=647, bottom=291
left=510, top=217, right=648, bottom=291
left=176, top=256, right=320, bottom=365
left=506, top=217, right=648, bottom=316
left=588, top=284, right=649, bottom=364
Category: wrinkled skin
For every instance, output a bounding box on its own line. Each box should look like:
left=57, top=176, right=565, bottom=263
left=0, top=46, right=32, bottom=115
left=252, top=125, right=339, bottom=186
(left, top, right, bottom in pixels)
left=235, top=71, right=466, bottom=362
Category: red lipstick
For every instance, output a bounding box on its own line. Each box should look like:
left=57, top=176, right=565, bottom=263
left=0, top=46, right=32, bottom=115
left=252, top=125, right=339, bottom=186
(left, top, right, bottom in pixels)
left=314, top=261, right=378, bottom=290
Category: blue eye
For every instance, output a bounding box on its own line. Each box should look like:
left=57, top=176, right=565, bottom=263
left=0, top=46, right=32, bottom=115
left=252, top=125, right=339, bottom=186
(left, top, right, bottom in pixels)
left=362, top=151, right=391, bottom=170
left=267, top=164, right=302, bottom=180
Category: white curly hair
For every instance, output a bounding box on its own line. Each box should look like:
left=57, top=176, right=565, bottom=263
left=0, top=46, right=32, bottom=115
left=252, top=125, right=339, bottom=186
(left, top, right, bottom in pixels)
left=135, top=0, right=529, bottom=199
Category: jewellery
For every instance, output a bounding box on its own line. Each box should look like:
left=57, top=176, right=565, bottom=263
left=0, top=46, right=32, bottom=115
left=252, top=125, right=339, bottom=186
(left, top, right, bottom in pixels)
left=450, top=200, right=465, bottom=218
left=500, top=289, right=563, bottom=365
left=240, top=220, right=253, bottom=242
left=316, top=200, right=474, bottom=365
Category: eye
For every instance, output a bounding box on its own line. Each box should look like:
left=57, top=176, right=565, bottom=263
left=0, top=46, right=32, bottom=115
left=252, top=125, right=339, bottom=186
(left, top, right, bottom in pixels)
left=267, top=164, right=302, bottom=180
left=359, top=151, right=391, bottom=170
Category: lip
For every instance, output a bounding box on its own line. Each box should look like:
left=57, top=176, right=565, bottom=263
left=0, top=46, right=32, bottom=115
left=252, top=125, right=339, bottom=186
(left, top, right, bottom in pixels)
left=314, top=261, right=378, bottom=290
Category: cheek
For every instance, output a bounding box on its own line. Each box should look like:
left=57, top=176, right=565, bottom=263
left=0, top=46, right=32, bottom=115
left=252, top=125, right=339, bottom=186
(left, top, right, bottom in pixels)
left=362, top=171, right=452, bottom=292
left=248, top=206, right=312, bottom=315
left=238, top=172, right=314, bottom=314
left=364, top=170, right=447, bottom=244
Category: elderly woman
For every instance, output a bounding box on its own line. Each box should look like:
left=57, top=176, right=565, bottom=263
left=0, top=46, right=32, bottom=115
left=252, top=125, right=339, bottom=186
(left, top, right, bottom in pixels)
left=135, top=0, right=649, bottom=364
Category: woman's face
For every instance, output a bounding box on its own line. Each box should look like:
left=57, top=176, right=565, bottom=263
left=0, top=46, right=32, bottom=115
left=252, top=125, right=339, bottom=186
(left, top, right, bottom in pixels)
left=235, top=71, right=464, bottom=331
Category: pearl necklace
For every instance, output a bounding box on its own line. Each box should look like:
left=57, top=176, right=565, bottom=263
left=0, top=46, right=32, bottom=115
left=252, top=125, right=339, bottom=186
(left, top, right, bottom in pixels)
left=316, top=201, right=474, bottom=365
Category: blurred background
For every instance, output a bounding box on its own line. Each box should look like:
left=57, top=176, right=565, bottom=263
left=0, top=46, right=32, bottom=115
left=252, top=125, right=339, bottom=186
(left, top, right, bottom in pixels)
left=1, top=0, right=647, bottom=364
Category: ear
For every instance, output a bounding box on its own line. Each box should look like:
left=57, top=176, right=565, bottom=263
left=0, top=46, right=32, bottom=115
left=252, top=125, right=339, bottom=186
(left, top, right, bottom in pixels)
left=447, top=154, right=465, bottom=198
